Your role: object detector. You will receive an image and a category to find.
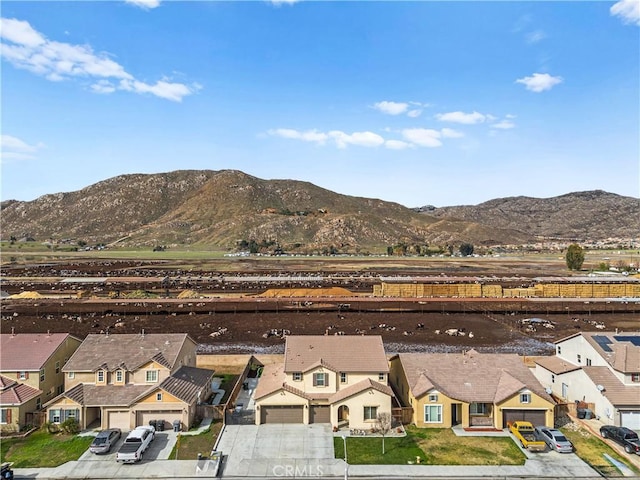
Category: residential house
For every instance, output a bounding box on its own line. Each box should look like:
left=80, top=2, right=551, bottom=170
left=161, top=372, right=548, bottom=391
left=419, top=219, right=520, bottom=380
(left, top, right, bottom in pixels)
left=44, top=333, right=214, bottom=431
left=534, top=331, right=640, bottom=430
left=389, top=350, right=555, bottom=429
left=254, top=335, right=394, bottom=428
left=0, top=333, right=82, bottom=433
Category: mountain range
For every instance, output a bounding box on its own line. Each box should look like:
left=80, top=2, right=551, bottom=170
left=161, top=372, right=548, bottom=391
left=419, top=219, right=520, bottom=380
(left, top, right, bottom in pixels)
left=1, top=170, right=637, bottom=252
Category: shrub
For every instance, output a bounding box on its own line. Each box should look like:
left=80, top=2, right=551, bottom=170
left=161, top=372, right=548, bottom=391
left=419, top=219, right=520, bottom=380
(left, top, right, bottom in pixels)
left=61, top=418, right=80, bottom=434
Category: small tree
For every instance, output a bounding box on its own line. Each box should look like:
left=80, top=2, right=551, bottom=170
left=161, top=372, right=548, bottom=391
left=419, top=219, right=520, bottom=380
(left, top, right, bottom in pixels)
left=376, top=412, right=393, bottom=455
left=459, top=243, right=474, bottom=257
left=565, top=244, right=585, bottom=271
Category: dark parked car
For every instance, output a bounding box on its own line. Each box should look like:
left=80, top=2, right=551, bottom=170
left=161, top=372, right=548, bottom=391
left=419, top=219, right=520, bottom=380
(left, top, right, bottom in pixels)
left=90, top=428, right=122, bottom=454
left=600, top=425, right=640, bottom=455
left=1, top=462, right=14, bottom=480
left=534, top=426, right=574, bottom=453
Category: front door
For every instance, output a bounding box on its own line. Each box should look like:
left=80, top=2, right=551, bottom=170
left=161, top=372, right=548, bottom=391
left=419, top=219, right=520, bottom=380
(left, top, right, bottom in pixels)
left=451, top=403, right=461, bottom=425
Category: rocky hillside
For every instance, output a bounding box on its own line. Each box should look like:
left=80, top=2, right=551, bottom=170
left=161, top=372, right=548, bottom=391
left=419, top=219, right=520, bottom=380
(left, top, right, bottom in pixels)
left=422, top=190, right=640, bottom=242
left=0, top=170, right=527, bottom=251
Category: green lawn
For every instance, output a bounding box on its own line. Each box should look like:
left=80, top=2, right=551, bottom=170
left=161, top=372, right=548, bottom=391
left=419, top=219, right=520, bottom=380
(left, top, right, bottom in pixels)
left=170, top=421, right=223, bottom=460
left=561, top=426, right=640, bottom=477
left=0, top=430, right=93, bottom=468
left=334, top=426, right=526, bottom=465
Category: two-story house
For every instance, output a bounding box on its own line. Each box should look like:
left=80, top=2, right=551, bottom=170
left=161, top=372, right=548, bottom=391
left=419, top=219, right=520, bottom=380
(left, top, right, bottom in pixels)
left=254, top=335, right=394, bottom=428
left=389, top=350, right=555, bottom=429
left=534, top=331, right=640, bottom=430
left=44, top=333, right=215, bottom=431
left=1, top=332, right=82, bottom=433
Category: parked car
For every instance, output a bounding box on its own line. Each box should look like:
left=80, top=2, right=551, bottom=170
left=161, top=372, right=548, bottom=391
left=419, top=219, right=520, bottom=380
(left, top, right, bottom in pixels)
left=89, top=428, right=122, bottom=454
left=600, top=426, right=640, bottom=455
left=116, top=426, right=155, bottom=463
left=1, top=462, right=14, bottom=480
left=508, top=421, right=546, bottom=452
left=534, top=427, right=574, bottom=453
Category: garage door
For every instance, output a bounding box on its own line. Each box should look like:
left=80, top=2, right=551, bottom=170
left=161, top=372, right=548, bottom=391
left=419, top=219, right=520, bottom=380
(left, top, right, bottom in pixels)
left=137, top=411, right=183, bottom=431
left=621, top=411, right=640, bottom=430
left=261, top=406, right=303, bottom=424
left=310, top=406, right=330, bottom=424
left=503, top=409, right=546, bottom=427
left=108, top=411, right=131, bottom=430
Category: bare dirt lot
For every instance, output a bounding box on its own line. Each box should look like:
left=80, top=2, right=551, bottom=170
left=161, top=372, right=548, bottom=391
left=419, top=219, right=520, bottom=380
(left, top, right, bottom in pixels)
left=2, top=258, right=639, bottom=355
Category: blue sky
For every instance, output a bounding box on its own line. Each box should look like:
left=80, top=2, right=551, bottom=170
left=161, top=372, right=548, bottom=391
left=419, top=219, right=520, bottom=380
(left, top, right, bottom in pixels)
left=1, top=0, right=639, bottom=207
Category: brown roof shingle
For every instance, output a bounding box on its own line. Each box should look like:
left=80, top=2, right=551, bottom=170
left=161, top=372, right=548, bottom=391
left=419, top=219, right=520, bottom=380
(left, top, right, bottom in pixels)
left=329, top=378, right=393, bottom=404
left=397, top=351, right=553, bottom=404
left=45, top=383, right=155, bottom=408
left=284, top=336, right=388, bottom=374
left=156, top=366, right=214, bottom=404
left=63, top=334, right=193, bottom=372
left=0, top=375, right=42, bottom=405
left=534, top=356, right=582, bottom=374
left=583, top=366, right=640, bottom=407
left=1, top=333, right=79, bottom=371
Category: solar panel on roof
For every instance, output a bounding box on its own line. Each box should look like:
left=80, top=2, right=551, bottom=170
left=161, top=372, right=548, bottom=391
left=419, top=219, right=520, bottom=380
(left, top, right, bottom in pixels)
left=592, top=335, right=613, bottom=352
left=613, top=336, right=640, bottom=347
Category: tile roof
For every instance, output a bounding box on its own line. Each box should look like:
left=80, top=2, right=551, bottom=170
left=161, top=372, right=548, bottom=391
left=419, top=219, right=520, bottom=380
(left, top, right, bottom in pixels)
left=155, top=366, right=215, bottom=404
left=63, top=334, right=193, bottom=372
left=255, top=363, right=291, bottom=400
left=45, top=383, right=155, bottom=408
left=1, top=333, right=79, bottom=371
left=329, top=378, right=393, bottom=404
left=0, top=375, right=42, bottom=405
left=534, top=356, right=582, bottom=374
left=396, top=351, right=554, bottom=404
left=284, top=336, right=388, bottom=374
left=582, top=366, right=640, bottom=407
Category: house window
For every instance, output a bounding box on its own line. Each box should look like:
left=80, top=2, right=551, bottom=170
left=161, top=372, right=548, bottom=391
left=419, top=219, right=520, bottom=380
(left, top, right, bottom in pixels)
left=40, top=368, right=45, bottom=382
left=18, top=371, right=27, bottom=380
left=36, top=398, right=41, bottom=410
left=96, top=370, right=105, bottom=383
left=551, top=374, right=555, bottom=383
left=586, top=358, right=592, bottom=366
left=577, top=354, right=582, bottom=364
left=424, top=404, right=442, bottom=423
left=557, top=346, right=562, bottom=355
left=68, top=372, right=75, bottom=379
left=313, top=372, right=328, bottom=387
left=428, top=394, right=438, bottom=403
left=364, top=406, right=378, bottom=421
left=156, top=392, right=163, bottom=401
left=116, top=370, right=124, bottom=383
left=340, top=372, right=347, bottom=383
left=470, top=403, right=488, bottom=415
left=57, top=385, right=63, bottom=395
left=293, top=372, right=302, bottom=382
left=55, top=361, right=60, bottom=374
left=50, top=409, right=61, bottom=424
left=0, top=409, right=10, bottom=424
left=632, top=373, right=640, bottom=383
left=378, top=373, right=385, bottom=381
left=146, top=370, right=158, bottom=383
left=520, top=393, right=531, bottom=404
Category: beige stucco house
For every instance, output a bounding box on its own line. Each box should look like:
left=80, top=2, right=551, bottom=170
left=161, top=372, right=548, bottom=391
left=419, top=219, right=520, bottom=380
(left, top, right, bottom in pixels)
left=1, top=333, right=82, bottom=433
left=44, top=333, right=214, bottom=431
left=254, top=335, right=394, bottom=428
left=389, top=350, right=555, bottom=429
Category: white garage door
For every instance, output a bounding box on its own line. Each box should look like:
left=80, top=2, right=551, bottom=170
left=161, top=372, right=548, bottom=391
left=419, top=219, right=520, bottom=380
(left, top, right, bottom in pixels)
left=108, top=411, right=131, bottom=430
left=137, top=411, right=183, bottom=431
left=621, top=411, right=640, bottom=430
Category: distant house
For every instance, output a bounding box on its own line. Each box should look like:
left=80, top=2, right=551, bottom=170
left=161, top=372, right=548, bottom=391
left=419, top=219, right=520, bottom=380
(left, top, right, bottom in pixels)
left=534, top=331, right=640, bottom=430
left=44, top=333, right=214, bottom=431
left=254, top=335, right=393, bottom=428
left=389, top=350, right=555, bottom=429
left=0, top=333, right=82, bottom=433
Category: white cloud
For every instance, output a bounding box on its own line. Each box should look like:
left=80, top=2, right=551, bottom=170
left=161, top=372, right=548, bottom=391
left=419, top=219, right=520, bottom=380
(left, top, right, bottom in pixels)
left=373, top=101, right=409, bottom=115
left=526, top=29, right=547, bottom=44
left=385, top=140, right=413, bottom=150
left=516, top=72, right=563, bottom=92
left=0, top=17, right=198, bottom=102
left=125, top=0, right=161, bottom=9
left=435, top=111, right=487, bottom=124
left=407, top=109, right=422, bottom=118
left=611, top=0, right=640, bottom=25
left=0, top=134, right=45, bottom=162
left=267, top=128, right=328, bottom=144
left=401, top=128, right=442, bottom=148
left=440, top=128, right=464, bottom=138
left=329, top=130, right=385, bottom=149
left=269, top=0, right=300, bottom=6
left=490, top=120, right=516, bottom=129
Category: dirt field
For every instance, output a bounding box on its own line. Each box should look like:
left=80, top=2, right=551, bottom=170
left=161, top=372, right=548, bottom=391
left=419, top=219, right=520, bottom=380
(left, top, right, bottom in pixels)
left=2, top=258, right=639, bottom=356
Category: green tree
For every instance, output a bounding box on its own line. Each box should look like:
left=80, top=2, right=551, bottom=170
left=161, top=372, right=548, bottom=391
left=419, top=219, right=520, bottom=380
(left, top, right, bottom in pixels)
left=565, top=244, right=585, bottom=271
left=459, top=243, right=474, bottom=256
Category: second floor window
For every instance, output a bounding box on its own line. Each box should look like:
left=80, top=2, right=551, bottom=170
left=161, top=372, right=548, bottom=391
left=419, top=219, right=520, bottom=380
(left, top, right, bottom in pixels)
left=577, top=354, right=581, bottom=364
left=18, top=371, right=27, bottom=380
left=293, top=372, right=302, bottom=381
left=146, top=370, right=158, bottom=383
left=55, top=361, right=60, bottom=374
left=340, top=372, right=347, bottom=383
left=313, top=372, right=327, bottom=387
left=40, top=368, right=45, bottom=382
left=520, top=393, right=531, bottom=404
left=632, top=373, right=640, bottom=383
left=97, top=370, right=105, bottom=383
left=116, top=370, right=124, bottom=383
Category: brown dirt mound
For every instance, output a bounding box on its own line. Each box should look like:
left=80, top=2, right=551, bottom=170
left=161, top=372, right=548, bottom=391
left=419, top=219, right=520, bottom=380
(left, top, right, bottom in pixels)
left=177, top=290, right=200, bottom=299
left=257, top=287, right=354, bottom=297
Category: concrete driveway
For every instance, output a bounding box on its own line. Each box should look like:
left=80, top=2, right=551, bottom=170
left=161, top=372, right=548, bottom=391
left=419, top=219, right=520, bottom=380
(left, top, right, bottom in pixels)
left=216, top=424, right=345, bottom=477
left=79, top=431, right=179, bottom=462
